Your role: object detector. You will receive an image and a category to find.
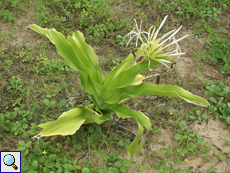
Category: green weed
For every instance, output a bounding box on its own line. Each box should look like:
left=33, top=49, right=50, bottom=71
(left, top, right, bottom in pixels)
left=0, top=105, right=33, bottom=136
left=33, top=0, right=124, bottom=42
left=116, top=35, right=126, bottom=46
left=0, top=9, right=12, bottom=22
left=201, top=35, right=230, bottom=74
left=204, top=80, right=230, bottom=129
left=20, top=139, right=81, bottom=172
left=157, top=0, right=228, bottom=21
left=222, top=137, right=230, bottom=146
left=96, top=150, right=130, bottom=173
left=174, top=120, right=211, bottom=157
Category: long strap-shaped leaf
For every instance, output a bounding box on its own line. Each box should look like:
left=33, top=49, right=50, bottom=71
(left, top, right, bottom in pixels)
left=107, top=103, right=151, bottom=163
left=100, top=82, right=209, bottom=107
left=104, top=56, right=174, bottom=90
left=36, top=106, right=112, bottom=137
left=37, top=107, right=94, bottom=136
left=29, top=24, right=104, bottom=96
left=72, top=32, right=104, bottom=83
left=104, top=53, right=136, bottom=85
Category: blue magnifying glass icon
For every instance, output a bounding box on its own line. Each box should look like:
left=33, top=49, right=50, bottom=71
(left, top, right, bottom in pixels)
left=3, top=154, right=18, bottom=170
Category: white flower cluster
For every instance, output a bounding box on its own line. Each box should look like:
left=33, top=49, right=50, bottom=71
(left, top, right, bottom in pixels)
left=124, top=16, right=188, bottom=64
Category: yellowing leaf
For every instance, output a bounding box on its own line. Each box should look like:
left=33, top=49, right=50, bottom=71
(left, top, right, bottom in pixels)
left=184, top=159, right=189, bottom=164
left=51, top=135, right=58, bottom=140
left=130, top=74, right=153, bottom=85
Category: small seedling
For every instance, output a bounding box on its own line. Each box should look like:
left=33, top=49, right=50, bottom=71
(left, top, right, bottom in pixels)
left=116, top=35, right=126, bottom=46
left=222, top=137, right=230, bottom=146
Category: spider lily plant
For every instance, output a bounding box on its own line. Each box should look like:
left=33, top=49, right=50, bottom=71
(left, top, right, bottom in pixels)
left=29, top=16, right=209, bottom=162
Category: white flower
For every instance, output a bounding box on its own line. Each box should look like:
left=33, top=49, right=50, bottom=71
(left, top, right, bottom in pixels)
left=124, top=15, right=189, bottom=68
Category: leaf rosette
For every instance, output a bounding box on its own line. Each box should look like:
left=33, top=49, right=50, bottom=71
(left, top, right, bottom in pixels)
left=29, top=16, right=209, bottom=162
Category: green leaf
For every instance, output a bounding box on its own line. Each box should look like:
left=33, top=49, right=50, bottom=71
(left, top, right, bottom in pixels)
left=107, top=103, right=151, bottom=162
left=175, top=134, right=181, bottom=140
left=22, top=149, right=29, bottom=157
left=118, top=140, right=124, bottom=146
left=97, top=150, right=104, bottom=157
left=202, top=113, right=207, bottom=120
left=95, top=125, right=102, bottom=134
left=0, top=113, right=4, bottom=122
left=221, top=103, right=226, bottom=108
left=50, top=100, right=56, bottom=106
left=43, top=99, right=50, bottom=106
left=203, top=146, right=209, bottom=153
left=37, top=107, right=106, bottom=136
left=31, top=160, right=38, bottom=170
left=114, top=161, right=122, bottom=168
left=213, top=112, right=219, bottom=118
left=173, top=158, right=181, bottom=164
left=226, top=136, right=230, bottom=143
left=209, top=105, right=217, bottom=112
left=38, top=164, right=43, bottom=171
left=100, top=83, right=209, bottom=107
left=226, top=117, right=230, bottom=124
left=18, top=140, right=25, bottom=146
left=85, top=100, right=91, bottom=106
left=205, top=80, right=213, bottom=86
left=152, top=163, right=159, bottom=169
left=122, top=159, right=130, bottom=167
left=88, top=125, right=94, bottom=133
left=27, top=114, right=32, bottom=120
left=60, top=100, right=67, bottom=107
left=203, top=157, right=210, bottom=163
left=108, top=167, right=119, bottom=173
left=120, top=166, right=127, bottom=173
left=218, top=155, right=226, bottom=161
left=18, top=146, right=26, bottom=151
left=152, top=151, right=158, bottom=157
left=29, top=24, right=104, bottom=97
left=22, top=161, right=30, bottom=171
left=210, top=97, right=217, bottom=103
left=30, top=104, right=37, bottom=112
left=165, top=148, right=173, bottom=157
left=48, top=154, right=57, bottom=162
left=208, top=89, right=215, bottom=96
left=189, top=115, right=196, bottom=119
left=194, top=149, right=199, bottom=156
left=104, top=53, right=175, bottom=90
left=38, top=156, right=45, bottom=163
left=43, top=167, right=50, bottom=173
left=196, top=110, right=201, bottom=115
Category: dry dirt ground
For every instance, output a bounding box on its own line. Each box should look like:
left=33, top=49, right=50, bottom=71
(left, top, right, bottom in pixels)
left=1, top=3, right=230, bottom=173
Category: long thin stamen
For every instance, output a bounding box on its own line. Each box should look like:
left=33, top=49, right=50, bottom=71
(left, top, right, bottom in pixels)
left=125, top=16, right=187, bottom=61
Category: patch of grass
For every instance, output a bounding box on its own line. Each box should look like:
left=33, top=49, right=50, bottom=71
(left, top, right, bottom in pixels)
left=19, top=138, right=81, bottom=172
left=157, top=0, right=229, bottom=21
left=0, top=105, right=35, bottom=137
left=28, top=54, right=72, bottom=76
left=0, top=31, right=17, bottom=43
left=188, top=109, right=208, bottom=122
left=204, top=79, right=230, bottom=129
left=95, top=150, right=130, bottom=173
left=0, top=0, right=27, bottom=22
left=33, top=0, right=125, bottom=42
left=201, top=34, right=230, bottom=75
left=174, top=120, right=211, bottom=157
